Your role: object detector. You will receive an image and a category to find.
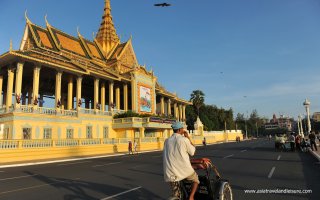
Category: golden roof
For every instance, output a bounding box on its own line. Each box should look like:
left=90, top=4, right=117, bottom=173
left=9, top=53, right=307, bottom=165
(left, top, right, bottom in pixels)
left=95, top=0, right=120, bottom=55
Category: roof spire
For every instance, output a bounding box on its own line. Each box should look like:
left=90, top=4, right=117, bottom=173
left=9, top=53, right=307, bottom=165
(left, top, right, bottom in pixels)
left=10, top=39, right=13, bottom=51
left=96, top=0, right=120, bottom=55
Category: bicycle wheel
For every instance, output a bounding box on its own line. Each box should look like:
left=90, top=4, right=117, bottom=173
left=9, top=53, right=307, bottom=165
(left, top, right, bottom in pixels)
left=215, top=181, right=233, bottom=200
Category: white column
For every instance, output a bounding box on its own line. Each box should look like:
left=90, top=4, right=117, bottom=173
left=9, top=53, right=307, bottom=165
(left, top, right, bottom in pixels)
left=182, top=105, right=186, bottom=121
left=160, top=96, right=165, bottom=115
left=76, top=76, right=82, bottom=110
left=174, top=102, right=177, bottom=119
left=131, top=79, right=136, bottom=112
left=94, top=78, right=99, bottom=110
left=14, top=62, right=24, bottom=107
left=55, top=71, right=62, bottom=108
left=6, top=68, right=14, bottom=112
left=0, top=75, right=3, bottom=106
left=167, top=99, right=171, bottom=116
left=32, top=66, right=41, bottom=105
left=123, top=84, right=128, bottom=111
left=115, top=86, right=120, bottom=110
left=179, top=104, right=183, bottom=121
left=67, top=75, right=73, bottom=110
left=101, top=82, right=106, bottom=111
left=108, top=81, right=114, bottom=111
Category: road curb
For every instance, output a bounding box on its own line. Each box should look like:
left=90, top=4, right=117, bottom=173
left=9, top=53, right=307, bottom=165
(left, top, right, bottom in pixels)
left=308, top=148, right=320, bottom=161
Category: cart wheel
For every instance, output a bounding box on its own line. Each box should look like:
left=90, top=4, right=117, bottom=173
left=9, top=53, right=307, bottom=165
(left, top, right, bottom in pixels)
left=215, top=181, right=233, bottom=200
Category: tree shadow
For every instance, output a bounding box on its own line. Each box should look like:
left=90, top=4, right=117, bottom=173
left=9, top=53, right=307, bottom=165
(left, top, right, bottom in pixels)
left=128, top=168, right=163, bottom=177
left=22, top=171, right=164, bottom=200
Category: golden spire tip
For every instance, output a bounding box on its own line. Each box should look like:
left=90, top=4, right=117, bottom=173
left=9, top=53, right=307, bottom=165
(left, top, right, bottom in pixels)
left=10, top=39, right=13, bottom=51
left=25, top=10, right=31, bottom=23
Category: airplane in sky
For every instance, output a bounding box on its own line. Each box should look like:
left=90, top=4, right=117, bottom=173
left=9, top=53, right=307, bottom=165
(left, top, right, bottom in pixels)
left=154, top=3, right=171, bottom=7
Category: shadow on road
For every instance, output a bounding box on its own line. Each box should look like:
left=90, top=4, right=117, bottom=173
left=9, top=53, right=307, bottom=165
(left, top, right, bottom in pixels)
left=298, top=152, right=320, bottom=200
left=22, top=171, right=164, bottom=200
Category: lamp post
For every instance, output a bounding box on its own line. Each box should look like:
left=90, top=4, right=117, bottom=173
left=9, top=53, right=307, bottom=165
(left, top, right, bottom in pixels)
left=303, top=99, right=311, bottom=134
left=298, top=114, right=304, bottom=138
left=297, top=115, right=301, bottom=135
left=245, top=113, right=248, bottom=139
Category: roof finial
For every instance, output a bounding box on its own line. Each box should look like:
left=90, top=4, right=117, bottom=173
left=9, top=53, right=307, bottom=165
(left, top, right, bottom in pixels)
left=77, top=26, right=82, bottom=37
left=25, top=10, right=31, bottom=23
left=45, top=14, right=50, bottom=27
left=10, top=39, right=13, bottom=51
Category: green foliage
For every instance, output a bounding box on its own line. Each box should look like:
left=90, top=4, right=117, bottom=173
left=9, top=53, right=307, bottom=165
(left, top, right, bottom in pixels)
left=113, top=110, right=140, bottom=119
left=190, top=90, right=205, bottom=116
left=186, top=91, right=235, bottom=131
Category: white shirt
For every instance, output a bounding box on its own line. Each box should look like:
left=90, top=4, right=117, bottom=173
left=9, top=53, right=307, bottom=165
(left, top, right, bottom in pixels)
left=163, top=133, right=196, bottom=182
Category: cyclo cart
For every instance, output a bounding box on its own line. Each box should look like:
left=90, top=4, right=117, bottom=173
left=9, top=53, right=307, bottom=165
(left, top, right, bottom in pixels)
left=170, top=158, right=233, bottom=200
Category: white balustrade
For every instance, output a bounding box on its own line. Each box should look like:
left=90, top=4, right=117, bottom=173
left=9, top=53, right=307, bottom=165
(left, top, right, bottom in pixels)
left=22, top=140, right=53, bottom=148
left=55, top=139, right=79, bottom=147
left=119, top=138, right=131, bottom=144
left=141, top=137, right=158, bottom=143
left=102, top=138, right=115, bottom=144
left=38, top=107, right=57, bottom=115
left=0, top=140, right=19, bottom=149
left=81, top=139, right=101, bottom=145
left=62, top=110, right=77, bottom=117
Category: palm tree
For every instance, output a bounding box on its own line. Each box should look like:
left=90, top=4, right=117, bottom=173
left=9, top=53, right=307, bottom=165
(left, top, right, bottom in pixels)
left=190, top=90, right=205, bottom=116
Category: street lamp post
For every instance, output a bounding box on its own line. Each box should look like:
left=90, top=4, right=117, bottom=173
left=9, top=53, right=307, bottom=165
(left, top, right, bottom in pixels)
left=303, top=99, right=311, bottom=134
left=245, top=111, right=249, bottom=139
left=298, top=114, right=304, bottom=138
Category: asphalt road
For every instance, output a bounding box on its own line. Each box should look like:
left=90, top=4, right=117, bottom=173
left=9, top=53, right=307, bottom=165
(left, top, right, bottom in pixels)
left=0, top=139, right=319, bottom=200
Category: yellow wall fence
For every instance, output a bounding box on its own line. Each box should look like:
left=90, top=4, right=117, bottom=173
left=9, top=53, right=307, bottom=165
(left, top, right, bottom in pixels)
left=0, top=132, right=243, bottom=165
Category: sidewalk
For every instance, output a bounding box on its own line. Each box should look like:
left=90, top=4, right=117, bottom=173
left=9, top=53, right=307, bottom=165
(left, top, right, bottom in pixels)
left=308, top=142, right=320, bottom=162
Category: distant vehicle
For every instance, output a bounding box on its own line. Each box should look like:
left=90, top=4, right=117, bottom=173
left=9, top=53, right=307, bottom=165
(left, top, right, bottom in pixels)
left=154, top=3, right=171, bottom=7
left=275, top=134, right=288, bottom=151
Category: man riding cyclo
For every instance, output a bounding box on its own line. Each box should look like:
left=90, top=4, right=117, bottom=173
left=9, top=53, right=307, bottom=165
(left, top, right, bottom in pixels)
left=163, top=122, right=199, bottom=200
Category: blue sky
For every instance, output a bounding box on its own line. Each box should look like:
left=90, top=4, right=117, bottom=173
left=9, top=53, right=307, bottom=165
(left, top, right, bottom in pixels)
left=1, top=0, right=320, bottom=119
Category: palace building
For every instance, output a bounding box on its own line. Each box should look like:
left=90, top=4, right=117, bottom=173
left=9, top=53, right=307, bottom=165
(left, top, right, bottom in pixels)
left=0, top=1, right=243, bottom=164
left=0, top=1, right=190, bottom=145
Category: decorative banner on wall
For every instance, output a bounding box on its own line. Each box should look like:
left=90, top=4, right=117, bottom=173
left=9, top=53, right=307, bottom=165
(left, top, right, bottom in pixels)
left=138, top=84, right=152, bottom=113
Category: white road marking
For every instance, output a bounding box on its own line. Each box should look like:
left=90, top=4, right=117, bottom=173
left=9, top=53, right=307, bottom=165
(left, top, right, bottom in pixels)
left=92, top=162, right=122, bottom=168
left=240, top=150, right=247, bottom=153
left=223, top=154, right=234, bottom=159
left=277, top=155, right=281, bottom=161
left=57, top=161, right=91, bottom=166
left=101, top=186, right=142, bottom=200
left=0, top=178, right=80, bottom=195
left=0, top=174, right=37, bottom=181
left=268, top=167, right=276, bottom=179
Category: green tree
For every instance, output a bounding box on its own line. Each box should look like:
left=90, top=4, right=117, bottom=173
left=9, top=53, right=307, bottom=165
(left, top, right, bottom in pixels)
left=186, top=105, right=197, bottom=131
left=190, top=90, right=205, bottom=116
